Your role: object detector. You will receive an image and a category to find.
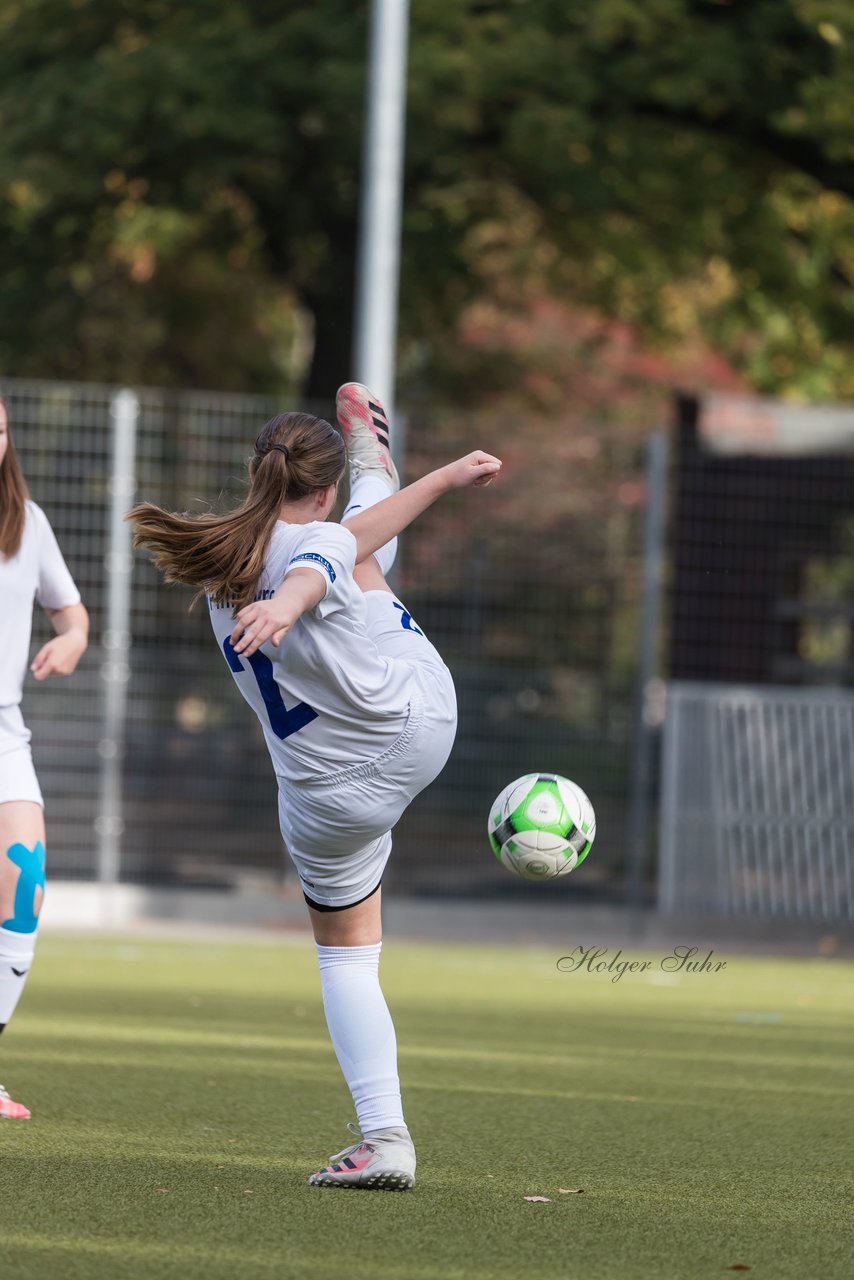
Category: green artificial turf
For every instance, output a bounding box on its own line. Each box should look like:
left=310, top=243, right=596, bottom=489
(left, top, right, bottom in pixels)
left=0, top=932, right=851, bottom=1280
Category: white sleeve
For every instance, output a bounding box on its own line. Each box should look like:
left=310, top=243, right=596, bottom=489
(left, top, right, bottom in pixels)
left=287, top=522, right=357, bottom=619
left=31, top=504, right=82, bottom=611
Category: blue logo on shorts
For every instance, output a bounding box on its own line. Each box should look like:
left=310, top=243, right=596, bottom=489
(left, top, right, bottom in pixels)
left=393, top=602, right=424, bottom=636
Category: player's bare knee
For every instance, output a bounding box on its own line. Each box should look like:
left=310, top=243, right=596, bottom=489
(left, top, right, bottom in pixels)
left=307, top=890, right=383, bottom=947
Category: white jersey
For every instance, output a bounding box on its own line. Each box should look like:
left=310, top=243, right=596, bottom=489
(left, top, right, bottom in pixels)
left=207, top=520, right=417, bottom=784
left=0, top=501, right=81, bottom=707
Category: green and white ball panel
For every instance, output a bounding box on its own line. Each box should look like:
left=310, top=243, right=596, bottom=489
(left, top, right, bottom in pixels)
left=555, top=775, right=596, bottom=863
left=499, top=830, right=577, bottom=880
left=488, top=773, right=596, bottom=881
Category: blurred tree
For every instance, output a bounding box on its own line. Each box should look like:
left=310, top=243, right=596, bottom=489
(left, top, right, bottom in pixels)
left=404, top=0, right=854, bottom=401
left=0, top=0, right=852, bottom=397
left=0, top=0, right=366, bottom=392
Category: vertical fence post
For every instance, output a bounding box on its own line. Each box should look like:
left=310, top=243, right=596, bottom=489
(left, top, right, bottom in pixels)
left=96, top=389, right=138, bottom=887
left=626, top=430, right=668, bottom=909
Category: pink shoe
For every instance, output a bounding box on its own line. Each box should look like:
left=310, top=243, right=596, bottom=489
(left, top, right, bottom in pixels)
left=0, top=1083, right=31, bottom=1119
left=308, top=1123, right=415, bottom=1190
left=335, top=383, right=400, bottom=491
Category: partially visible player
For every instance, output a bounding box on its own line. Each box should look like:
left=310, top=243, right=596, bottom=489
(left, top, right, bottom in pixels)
left=130, top=384, right=500, bottom=1190
left=0, top=397, right=90, bottom=1118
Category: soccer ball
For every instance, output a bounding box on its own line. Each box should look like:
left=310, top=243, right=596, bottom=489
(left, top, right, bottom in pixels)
left=488, top=773, right=596, bottom=880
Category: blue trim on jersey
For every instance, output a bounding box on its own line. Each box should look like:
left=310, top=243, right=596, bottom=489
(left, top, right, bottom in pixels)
left=288, top=552, right=336, bottom=582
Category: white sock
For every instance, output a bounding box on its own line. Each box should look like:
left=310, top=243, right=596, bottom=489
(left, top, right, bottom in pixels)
left=342, top=474, right=398, bottom=576
left=0, top=926, right=37, bottom=1031
left=316, top=942, right=406, bottom=1135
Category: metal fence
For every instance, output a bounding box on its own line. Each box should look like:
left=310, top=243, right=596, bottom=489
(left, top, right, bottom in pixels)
left=655, top=400, right=854, bottom=921
left=659, top=682, right=854, bottom=921
left=3, top=376, right=646, bottom=901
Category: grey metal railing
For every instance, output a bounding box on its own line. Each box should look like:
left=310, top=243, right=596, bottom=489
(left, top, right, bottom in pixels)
left=659, top=682, right=854, bottom=919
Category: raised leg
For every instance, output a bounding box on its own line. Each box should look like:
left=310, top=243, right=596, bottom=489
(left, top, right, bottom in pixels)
left=337, top=382, right=400, bottom=582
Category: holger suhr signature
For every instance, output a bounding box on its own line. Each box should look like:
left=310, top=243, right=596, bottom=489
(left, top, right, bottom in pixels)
left=556, top=945, right=727, bottom=983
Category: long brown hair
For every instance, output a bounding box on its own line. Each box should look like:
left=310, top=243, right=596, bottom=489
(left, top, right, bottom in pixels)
left=128, top=411, right=345, bottom=611
left=0, top=397, right=29, bottom=558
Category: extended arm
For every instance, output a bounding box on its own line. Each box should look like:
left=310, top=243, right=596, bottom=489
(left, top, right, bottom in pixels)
left=231, top=450, right=501, bottom=657
left=344, top=451, right=501, bottom=565
left=31, top=602, right=90, bottom=681
left=230, top=567, right=324, bottom=656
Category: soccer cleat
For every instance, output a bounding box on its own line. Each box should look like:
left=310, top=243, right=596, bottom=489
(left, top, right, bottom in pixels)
left=307, top=1123, right=416, bottom=1191
left=0, top=1083, right=31, bottom=1119
left=335, top=383, right=400, bottom=492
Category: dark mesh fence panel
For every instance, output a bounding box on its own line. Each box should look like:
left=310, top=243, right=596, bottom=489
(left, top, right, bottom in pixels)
left=4, top=378, right=645, bottom=901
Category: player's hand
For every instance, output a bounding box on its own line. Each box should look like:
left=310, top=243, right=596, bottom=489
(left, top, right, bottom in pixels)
left=30, top=630, right=87, bottom=681
left=230, top=600, right=294, bottom=657
left=445, top=451, right=502, bottom=489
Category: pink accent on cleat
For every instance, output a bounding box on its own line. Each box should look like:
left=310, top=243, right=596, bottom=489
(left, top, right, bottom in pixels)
left=0, top=1084, right=31, bottom=1119
left=308, top=1123, right=416, bottom=1190
left=335, top=383, right=399, bottom=488
left=328, top=1146, right=375, bottom=1174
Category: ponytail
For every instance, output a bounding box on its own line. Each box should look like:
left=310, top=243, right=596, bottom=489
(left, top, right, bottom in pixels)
left=129, top=411, right=345, bottom=612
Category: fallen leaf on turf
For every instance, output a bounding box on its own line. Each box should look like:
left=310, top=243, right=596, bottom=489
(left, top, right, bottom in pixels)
left=523, top=1196, right=551, bottom=1202
left=558, top=1188, right=584, bottom=1194
left=154, top=1188, right=169, bottom=1194
left=726, top=1267, right=751, bottom=1273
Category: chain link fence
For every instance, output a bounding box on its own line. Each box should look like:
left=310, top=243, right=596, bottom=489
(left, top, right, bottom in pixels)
left=3, top=376, right=645, bottom=902
left=659, top=683, right=854, bottom=921
left=9, top=377, right=854, bottom=918
left=657, top=399, right=854, bottom=921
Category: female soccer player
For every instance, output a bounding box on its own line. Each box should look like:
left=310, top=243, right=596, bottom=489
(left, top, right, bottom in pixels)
left=0, top=397, right=89, bottom=1119
left=130, top=383, right=500, bottom=1190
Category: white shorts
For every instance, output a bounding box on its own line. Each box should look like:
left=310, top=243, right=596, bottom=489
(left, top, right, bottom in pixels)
left=0, top=704, right=44, bottom=807
left=278, top=592, right=457, bottom=909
